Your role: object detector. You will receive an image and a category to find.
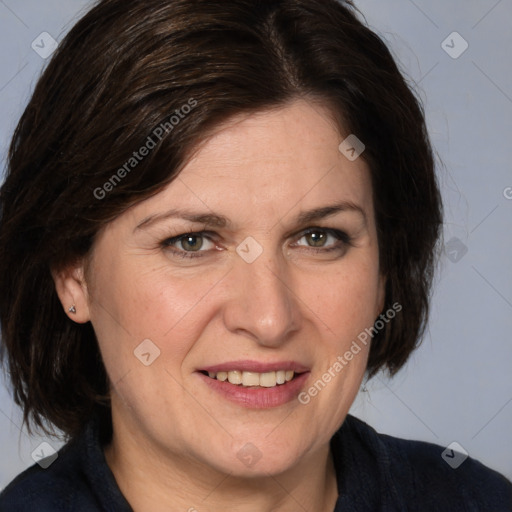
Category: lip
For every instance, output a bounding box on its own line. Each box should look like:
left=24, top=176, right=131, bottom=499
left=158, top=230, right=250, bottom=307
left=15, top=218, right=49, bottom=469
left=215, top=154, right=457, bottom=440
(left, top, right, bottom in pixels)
left=196, top=362, right=311, bottom=409
left=199, top=360, right=310, bottom=374
left=197, top=372, right=310, bottom=408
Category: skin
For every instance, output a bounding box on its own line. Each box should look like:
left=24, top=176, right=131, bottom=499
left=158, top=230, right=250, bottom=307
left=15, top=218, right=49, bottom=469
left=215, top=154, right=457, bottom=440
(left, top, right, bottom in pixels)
left=54, top=99, right=386, bottom=512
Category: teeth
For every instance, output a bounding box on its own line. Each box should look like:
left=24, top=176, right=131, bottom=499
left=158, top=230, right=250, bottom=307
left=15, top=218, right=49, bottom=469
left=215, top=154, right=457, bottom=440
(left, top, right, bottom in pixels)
left=205, top=369, right=296, bottom=387
left=259, top=372, right=277, bottom=388
left=242, top=371, right=260, bottom=387
left=227, top=370, right=242, bottom=385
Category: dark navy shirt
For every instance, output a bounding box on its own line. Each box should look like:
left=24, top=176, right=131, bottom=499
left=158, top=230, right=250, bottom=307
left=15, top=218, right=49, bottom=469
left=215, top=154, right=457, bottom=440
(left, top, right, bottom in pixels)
left=1, top=414, right=511, bottom=511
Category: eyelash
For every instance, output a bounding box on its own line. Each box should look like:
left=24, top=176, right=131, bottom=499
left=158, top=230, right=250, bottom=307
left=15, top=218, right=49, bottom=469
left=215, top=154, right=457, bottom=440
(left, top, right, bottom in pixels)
left=161, top=227, right=353, bottom=260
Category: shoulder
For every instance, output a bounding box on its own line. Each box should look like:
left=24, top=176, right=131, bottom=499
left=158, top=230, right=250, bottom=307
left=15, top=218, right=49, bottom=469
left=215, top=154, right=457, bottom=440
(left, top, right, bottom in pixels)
left=0, top=416, right=131, bottom=512
left=0, top=437, right=99, bottom=512
left=380, top=429, right=512, bottom=508
left=339, top=415, right=512, bottom=510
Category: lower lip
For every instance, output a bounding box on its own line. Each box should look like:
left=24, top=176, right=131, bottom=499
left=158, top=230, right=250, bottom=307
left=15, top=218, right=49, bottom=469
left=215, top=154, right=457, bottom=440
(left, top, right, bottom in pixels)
left=197, top=372, right=310, bottom=408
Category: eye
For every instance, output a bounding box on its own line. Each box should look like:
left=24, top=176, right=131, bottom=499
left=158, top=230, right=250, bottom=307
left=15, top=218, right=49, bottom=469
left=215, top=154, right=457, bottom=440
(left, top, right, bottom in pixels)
left=161, top=227, right=352, bottom=260
left=294, top=228, right=352, bottom=252
left=162, top=232, right=216, bottom=258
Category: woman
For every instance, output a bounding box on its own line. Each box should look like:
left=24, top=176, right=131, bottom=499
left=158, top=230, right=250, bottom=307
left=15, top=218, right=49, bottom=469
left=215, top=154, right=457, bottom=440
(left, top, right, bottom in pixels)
left=0, top=0, right=510, bottom=510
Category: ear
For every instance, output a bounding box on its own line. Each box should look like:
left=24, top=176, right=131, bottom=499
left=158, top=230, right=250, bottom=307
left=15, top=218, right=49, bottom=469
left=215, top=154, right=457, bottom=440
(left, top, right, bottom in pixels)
left=51, top=261, right=91, bottom=324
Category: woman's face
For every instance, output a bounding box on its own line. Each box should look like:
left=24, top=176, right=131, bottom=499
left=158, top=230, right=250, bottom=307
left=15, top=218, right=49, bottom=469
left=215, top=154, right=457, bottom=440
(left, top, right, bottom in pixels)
left=76, top=99, right=385, bottom=476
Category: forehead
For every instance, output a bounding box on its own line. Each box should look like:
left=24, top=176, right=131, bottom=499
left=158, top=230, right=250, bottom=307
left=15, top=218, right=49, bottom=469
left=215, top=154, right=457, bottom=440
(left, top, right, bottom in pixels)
left=117, top=99, right=376, bottom=234
left=175, top=100, right=373, bottom=204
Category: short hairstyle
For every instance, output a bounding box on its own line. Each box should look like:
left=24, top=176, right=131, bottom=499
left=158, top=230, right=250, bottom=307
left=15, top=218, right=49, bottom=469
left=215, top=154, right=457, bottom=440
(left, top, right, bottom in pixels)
left=0, top=0, right=443, bottom=438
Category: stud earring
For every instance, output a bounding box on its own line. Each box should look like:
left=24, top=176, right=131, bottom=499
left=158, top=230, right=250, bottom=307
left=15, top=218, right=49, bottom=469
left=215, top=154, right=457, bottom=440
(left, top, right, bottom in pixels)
left=68, top=305, right=77, bottom=314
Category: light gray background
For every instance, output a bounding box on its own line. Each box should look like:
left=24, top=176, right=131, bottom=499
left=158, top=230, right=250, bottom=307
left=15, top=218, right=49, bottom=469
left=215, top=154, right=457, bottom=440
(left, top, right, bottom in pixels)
left=0, top=0, right=511, bottom=491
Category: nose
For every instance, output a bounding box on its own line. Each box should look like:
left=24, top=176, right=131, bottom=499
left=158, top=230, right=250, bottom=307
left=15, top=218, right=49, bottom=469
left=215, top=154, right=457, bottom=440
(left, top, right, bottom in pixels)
left=222, top=249, right=301, bottom=347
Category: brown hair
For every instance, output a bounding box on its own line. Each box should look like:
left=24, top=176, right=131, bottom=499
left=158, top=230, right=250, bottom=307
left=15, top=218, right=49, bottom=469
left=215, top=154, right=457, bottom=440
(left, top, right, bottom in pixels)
left=0, top=0, right=442, bottom=438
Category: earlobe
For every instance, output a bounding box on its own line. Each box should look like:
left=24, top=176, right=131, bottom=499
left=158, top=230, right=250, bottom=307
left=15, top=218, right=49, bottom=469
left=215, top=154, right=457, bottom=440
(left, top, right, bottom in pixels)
left=51, top=263, right=91, bottom=324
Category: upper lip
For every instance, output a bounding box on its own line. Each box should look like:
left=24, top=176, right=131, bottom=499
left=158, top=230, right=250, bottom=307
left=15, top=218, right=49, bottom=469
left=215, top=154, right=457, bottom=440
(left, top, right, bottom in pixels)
left=199, top=360, right=310, bottom=373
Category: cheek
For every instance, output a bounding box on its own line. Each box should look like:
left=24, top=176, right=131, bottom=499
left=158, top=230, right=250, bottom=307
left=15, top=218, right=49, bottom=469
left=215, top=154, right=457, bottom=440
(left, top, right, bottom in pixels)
left=130, top=269, right=223, bottom=339
left=298, top=258, right=381, bottom=341
left=292, top=263, right=378, bottom=442
left=91, top=258, right=224, bottom=370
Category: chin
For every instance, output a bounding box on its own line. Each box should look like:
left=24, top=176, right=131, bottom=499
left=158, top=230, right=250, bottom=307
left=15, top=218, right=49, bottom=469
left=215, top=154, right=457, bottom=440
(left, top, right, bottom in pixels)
left=226, top=454, right=301, bottom=479
left=185, top=433, right=306, bottom=479
left=222, top=436, right=310, bottom=478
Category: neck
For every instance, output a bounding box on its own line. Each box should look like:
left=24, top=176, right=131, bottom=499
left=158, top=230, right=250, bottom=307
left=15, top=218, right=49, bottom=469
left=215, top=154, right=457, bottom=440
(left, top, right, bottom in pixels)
left=104, top=418, right=339, bottom=512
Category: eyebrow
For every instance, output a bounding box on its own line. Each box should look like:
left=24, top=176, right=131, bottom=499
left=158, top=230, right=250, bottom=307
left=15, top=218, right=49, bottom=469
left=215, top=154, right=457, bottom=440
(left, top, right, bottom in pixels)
left=134, top=200, right=367, bottom=232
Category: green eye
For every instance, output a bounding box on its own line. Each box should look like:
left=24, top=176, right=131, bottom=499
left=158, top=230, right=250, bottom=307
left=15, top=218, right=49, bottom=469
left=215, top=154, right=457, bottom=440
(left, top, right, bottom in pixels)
left=162, top=227, right=352, bottom=261
left=163, top=232, right=216, bottom=259
left=304, top=230, right=328, bottom=247
left=296, top=228, right=352, bottom=250
left=179, top=235, right=204, bottom=252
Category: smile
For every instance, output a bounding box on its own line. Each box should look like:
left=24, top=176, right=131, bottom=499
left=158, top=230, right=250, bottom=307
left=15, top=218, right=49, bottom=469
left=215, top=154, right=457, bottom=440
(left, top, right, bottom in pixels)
left=196, top=362, right=310, bottom=408
left=202, top=370, right=296, bottom=388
